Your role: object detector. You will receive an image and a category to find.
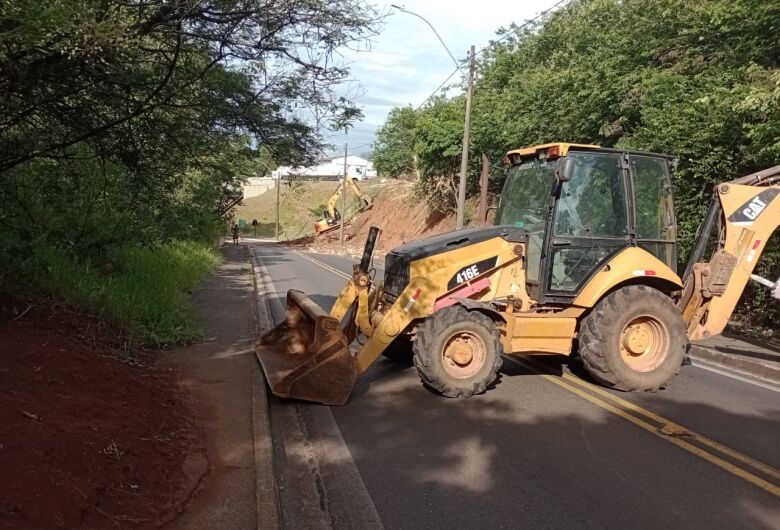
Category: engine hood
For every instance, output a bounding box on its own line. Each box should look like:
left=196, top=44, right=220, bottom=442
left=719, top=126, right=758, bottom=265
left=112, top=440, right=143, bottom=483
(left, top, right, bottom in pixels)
left=382, top=225, right=526, bottom=301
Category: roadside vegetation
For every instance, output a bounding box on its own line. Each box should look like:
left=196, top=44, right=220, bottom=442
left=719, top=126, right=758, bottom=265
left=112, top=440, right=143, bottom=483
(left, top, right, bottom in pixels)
left=372, top=0, right=779, bottom=330
left=10, top=242, right=220, bottom=344
left=0, top=1, right=380, bottom=341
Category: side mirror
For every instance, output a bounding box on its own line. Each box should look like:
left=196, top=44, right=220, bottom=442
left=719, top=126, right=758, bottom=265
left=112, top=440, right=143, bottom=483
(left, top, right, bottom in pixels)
left=556, top=157, right=575, bottom=182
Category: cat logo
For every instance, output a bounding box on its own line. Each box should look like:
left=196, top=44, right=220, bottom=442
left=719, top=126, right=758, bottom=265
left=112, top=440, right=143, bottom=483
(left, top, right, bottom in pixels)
left=727, top=189, right=778, bottom=226
left=743, top=197, right=767, bottom=220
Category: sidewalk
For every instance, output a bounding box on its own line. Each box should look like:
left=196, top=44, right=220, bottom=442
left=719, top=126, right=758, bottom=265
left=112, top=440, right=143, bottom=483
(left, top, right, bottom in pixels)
left=160, top=243, right=279, bottom=530
left=690, top=334, right=780, bottom=387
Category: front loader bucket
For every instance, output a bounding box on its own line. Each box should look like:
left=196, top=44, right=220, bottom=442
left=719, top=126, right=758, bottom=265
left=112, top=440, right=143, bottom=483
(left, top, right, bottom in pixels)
left=256, top=290, right=357, bottom=406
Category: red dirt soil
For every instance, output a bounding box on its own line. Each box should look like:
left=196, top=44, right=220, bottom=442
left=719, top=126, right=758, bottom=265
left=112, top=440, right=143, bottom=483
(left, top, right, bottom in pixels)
left=0, top=298, right=206, bottom=529
left=286, top=181, right=470, bottom=257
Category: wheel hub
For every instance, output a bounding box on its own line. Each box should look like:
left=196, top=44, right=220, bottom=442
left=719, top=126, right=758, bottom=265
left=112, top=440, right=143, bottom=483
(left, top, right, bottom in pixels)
left=448, top=338, right=474, bottom=365
left=619, top=315, right=669, bottom=372
left=442, top=331, right=485, bottom=379
left=622, top=323, right=652, bottom=355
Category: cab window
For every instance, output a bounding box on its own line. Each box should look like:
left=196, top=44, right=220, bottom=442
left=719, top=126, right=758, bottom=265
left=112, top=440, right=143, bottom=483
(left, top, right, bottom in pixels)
left=554, top=153, right=628, bottom=238
left=631, top=155, right=676, bottom=269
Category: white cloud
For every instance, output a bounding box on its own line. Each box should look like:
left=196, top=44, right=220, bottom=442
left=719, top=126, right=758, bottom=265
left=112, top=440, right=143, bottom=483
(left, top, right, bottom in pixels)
left=323, top=0, right=559, bottom=154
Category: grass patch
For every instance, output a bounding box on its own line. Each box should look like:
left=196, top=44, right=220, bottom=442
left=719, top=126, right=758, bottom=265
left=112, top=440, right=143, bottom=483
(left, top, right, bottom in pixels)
left=14, top=241, right=220, bottom=345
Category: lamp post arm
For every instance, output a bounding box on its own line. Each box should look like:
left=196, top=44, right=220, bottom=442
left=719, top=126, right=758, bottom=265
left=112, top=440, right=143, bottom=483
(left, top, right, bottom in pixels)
left=391, top=5, right=465, bottom=75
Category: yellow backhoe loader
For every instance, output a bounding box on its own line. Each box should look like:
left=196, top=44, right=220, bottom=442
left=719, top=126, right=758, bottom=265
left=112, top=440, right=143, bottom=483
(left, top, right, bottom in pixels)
left=314, top=177, right=372, bottom=235
left=258, top=143, right=780, bottom=405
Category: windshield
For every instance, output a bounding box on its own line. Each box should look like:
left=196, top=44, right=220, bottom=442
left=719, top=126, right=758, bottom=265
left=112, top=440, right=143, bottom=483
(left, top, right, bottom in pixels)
left=495, top=160, right=555, bottom=284
left=495, top=160, right=555, bottom=228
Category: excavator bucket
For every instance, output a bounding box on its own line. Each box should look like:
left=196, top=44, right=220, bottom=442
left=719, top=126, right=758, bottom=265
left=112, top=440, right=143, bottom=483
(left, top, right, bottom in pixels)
left=256, top=289, right=358, bottom=406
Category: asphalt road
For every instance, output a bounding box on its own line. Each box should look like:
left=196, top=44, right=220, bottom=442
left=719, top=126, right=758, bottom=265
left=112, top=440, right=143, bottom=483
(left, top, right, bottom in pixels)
left=252, top=242, right=780, bottom=530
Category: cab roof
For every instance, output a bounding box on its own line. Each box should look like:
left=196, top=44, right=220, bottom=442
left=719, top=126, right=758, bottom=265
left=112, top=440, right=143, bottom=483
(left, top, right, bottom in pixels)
left=504, top=142, right=676, bottom=162
left=505, top=142, right=600, bottom=159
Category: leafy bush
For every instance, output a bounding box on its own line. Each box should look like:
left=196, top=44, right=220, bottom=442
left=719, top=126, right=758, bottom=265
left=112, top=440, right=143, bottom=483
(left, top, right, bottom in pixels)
left=10, top=242, right=220, bottom=345
left=0, top=1, right=379, bottom=340
left=373, top=106, right=419, bottom=178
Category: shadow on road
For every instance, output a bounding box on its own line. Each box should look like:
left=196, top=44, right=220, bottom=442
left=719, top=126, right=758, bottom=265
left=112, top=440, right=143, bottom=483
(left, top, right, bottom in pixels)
left=254, top=242, right=780, bottom=529
left=283, top=357, right=780, bottom=530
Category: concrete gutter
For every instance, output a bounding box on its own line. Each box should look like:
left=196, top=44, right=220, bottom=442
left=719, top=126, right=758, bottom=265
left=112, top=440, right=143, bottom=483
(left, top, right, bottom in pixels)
left=249, top=247, right=283, bottom=530
left=689, top=338, right=780, bottom=390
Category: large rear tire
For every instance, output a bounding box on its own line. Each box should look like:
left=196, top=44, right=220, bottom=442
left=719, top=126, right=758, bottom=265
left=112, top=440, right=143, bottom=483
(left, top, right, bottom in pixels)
left=579, top=285, right=686, bottom=391
left=413, top=306, right=503, bottom=398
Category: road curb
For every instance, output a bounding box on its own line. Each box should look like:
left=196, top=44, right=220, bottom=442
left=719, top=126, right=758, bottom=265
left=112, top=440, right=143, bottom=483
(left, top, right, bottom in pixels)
left=689, top=343, right=780, bottom=388
left=249, top=246, right=282, bottom=530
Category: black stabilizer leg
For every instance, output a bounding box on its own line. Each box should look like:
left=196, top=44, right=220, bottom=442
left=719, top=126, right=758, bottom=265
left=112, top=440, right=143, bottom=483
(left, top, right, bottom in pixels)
left=359, top=226, right=381, bottom=274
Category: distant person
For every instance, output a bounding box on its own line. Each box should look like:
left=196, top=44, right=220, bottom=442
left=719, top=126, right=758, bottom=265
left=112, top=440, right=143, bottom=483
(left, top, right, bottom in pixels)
left=232, top=223, right=239, bottom=245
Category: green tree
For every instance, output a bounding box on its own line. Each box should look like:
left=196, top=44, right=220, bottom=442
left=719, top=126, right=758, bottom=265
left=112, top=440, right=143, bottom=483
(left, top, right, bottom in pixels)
left=0, top=0, right=380, bottom=259
left=373, top=106, right=418, bottom=178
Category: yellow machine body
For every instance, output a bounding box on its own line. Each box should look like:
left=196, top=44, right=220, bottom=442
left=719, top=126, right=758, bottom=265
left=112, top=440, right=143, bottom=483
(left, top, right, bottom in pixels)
left=257, top=142, right=780, bottom=405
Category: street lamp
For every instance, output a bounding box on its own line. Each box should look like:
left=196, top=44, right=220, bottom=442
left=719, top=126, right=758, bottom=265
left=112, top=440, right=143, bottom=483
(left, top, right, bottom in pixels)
left=390, top=5, right=465, bottom=76
left=391, top=4, right=474, bottom=230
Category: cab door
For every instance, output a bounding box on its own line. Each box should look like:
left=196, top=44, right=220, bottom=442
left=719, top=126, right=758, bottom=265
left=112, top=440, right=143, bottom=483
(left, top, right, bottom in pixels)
left=541, top=151, right=631, bottom=301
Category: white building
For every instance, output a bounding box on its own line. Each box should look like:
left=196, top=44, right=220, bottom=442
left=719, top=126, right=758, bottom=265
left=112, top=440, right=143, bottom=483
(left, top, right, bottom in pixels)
left=242, top=176, right=276, bottom=199
left=272, top=155, right=376, bottom=181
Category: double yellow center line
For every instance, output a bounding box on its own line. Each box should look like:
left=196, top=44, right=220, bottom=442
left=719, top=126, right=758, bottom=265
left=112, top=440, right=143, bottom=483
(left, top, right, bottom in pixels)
left=295, top=249, right=780, bottom=498
left=295, top=250, right=352, bottom=281
left=505, top=356, right=780, bottom=497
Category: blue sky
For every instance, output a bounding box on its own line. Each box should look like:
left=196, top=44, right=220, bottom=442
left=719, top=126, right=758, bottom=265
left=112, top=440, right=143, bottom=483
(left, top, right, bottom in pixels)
left=318, top=0, right=554, bottom=156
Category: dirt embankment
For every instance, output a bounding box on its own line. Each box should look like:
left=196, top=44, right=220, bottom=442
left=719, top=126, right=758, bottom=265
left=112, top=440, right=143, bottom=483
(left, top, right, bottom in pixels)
left=288, top=180, right=470, bottom=256
left=0, top=298, right=205, bottom=530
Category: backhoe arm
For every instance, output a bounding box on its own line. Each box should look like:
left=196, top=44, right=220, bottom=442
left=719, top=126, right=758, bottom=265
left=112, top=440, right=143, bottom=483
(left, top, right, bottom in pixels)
left=324, top=178, right=372, bottom=221
left=346, top=177, right=373, bottom=210
left=680, top=166, right=780, bottom=340
left=325, top=184, right=343, bottom=220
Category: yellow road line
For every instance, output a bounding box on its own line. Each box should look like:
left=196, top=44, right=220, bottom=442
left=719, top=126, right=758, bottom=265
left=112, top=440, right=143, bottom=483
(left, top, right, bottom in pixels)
left=295, top=251, right=351, bottom=280
left=295, top=249, right=780, bottom=497
left=505, top=356, right=780, bottom=497
left=516, top=355, right=780, bottom=482
left=557, top=368, right=780, bottom=482
left=539, top=371, right=780, bottom=497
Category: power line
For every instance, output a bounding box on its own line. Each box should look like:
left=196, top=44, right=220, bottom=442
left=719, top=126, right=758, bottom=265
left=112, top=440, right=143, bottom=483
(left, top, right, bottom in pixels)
left=416, top=0, right=571, bottom=107
left=417, top=66, right=461, bottom=108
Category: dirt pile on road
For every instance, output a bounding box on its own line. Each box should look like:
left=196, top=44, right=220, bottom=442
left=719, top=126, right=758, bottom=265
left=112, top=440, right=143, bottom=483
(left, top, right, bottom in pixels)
left=0, top=298, right=206, bottom=529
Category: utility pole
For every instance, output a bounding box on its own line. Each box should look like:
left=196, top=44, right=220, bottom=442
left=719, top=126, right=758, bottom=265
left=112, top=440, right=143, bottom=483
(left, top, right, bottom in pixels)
left=275, top=173, right=281, bottom=240
left=456, top=45, right=475, bottom=230
left=478, top=153, right=490, bottom=226
left=339, top=136, right=348, bottom=250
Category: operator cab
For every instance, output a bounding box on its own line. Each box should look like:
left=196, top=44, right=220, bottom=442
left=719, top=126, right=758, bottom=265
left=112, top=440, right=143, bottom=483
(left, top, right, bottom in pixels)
left=497, top=143, right=677, bottom=303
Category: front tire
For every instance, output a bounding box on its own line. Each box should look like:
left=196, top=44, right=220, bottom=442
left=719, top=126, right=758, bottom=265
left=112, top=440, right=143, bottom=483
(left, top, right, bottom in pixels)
left=578, top=285, right=686, bottom=391
left=413, top=306, right=503, bottom=397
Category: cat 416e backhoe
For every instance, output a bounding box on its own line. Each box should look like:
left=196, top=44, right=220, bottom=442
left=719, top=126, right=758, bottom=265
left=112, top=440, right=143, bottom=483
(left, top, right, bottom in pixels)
left=257, top=143, right=779, bottom=405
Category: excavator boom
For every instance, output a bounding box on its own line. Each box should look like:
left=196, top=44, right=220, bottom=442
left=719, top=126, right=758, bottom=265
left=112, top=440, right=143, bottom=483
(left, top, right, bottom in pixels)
left=680, top=165, right=780, bottom=340
left=314, top=178, right=373, bottom=235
